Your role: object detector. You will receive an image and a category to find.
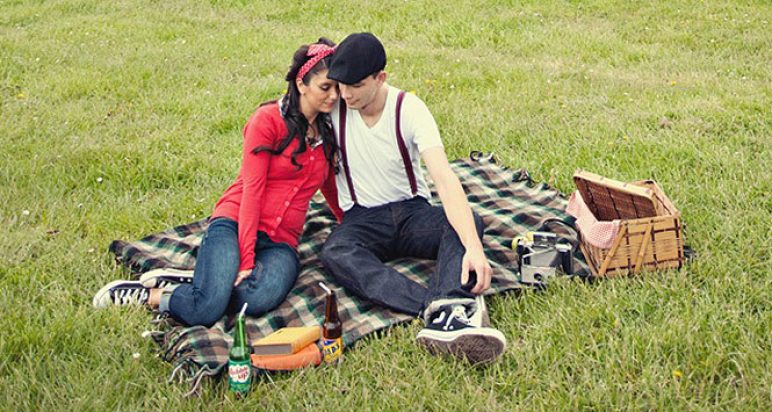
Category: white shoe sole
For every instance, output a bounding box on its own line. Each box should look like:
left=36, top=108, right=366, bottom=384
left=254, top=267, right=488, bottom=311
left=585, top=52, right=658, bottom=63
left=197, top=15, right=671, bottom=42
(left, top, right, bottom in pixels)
left=417, top=327, right=507, bottom=365
left=139, top=268, right=194, bottom=288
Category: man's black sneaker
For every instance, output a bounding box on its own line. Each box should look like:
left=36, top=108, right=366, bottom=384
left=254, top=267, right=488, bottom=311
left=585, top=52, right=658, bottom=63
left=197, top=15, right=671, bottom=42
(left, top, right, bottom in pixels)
left=416, top=296, right=506, bottom=365
left=92, top=280, right=150, bottom=308
left=139, top=268, right=194, bottom=288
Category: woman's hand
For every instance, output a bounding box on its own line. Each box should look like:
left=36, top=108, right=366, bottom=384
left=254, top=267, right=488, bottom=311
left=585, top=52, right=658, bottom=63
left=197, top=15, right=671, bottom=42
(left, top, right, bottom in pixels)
left=234, top=269, right=252, bottom=287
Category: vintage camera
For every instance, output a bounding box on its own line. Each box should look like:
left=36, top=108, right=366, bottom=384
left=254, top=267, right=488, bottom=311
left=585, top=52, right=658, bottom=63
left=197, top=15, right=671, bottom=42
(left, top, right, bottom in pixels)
left=514, top=232, right=574, bottom=285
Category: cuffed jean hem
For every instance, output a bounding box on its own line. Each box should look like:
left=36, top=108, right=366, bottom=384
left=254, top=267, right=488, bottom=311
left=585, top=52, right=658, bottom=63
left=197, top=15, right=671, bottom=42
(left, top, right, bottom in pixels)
left=158, top=284, right=180, bottom=314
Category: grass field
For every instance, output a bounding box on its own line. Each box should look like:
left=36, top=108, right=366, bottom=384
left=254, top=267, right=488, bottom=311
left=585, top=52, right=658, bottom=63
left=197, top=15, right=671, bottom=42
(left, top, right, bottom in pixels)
left=1, top=0, right=770, bottom=409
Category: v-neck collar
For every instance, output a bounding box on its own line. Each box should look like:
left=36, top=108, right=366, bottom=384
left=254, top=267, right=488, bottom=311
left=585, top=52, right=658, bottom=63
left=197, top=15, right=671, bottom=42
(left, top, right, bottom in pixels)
left=352, top=87, right=392, bottom=130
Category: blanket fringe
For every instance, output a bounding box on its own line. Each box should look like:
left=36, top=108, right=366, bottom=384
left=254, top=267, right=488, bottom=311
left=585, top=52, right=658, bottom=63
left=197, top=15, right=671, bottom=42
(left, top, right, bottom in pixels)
left=184, top=364, right=221, bottom=397
left=165, top=353, right=225, bottom=397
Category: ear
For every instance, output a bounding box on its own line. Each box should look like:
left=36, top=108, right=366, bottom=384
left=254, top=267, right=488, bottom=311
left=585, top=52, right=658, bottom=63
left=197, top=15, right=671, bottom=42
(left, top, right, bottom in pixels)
left=296, top=78, right=306, bottom=94
left=375, top=71, right=388, bottom=85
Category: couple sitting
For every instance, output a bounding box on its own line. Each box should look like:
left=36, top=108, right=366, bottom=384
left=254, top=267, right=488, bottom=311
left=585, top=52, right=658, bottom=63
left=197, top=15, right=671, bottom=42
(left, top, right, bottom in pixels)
left=94, top=33, right=506, bottom=364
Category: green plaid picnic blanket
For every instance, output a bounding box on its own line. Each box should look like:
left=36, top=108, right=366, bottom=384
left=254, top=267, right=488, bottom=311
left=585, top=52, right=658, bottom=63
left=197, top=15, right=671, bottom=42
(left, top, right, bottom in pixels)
left=109, top=153, right=588, bottom=391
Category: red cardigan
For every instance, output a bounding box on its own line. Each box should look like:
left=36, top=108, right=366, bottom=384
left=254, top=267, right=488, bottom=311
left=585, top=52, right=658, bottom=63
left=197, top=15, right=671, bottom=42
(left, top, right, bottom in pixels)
left=211, top=103, right=343, bottom=271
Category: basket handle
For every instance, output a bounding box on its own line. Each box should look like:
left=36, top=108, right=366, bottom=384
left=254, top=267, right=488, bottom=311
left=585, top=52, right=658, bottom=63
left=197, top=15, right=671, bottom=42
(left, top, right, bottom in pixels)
left=633, top=223, right=654, bottom=274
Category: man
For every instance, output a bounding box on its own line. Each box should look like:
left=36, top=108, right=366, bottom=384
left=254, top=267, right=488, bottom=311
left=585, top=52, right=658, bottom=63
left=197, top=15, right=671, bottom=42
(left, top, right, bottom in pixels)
left=320, top=33, right=506, bottom=364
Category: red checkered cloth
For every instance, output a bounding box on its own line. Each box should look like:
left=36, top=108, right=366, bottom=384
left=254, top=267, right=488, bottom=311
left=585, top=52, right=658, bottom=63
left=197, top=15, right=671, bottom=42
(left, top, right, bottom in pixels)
left=566, top=191, right=620, bottom=248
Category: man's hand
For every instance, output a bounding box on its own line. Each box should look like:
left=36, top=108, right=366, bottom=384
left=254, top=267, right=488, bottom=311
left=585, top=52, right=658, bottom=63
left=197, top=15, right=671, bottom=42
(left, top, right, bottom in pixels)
left=460, top=246, right=492, bottom=294
left=233, top=269, right=252, bottom=287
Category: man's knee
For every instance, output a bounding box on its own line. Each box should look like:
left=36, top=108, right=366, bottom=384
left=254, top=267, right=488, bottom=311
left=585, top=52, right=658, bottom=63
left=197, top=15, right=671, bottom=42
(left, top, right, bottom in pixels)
left=320, top=233, right=351, bottom=269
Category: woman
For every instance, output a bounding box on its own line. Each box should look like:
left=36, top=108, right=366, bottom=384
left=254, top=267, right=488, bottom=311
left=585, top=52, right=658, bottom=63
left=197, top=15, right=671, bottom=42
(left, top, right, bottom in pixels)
left=94, top=38, right=343, bottom=327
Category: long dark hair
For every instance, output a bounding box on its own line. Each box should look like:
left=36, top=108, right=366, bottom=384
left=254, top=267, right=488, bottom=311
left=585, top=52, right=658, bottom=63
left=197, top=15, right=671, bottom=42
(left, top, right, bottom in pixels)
left=252, top=37, right=338, bottom=171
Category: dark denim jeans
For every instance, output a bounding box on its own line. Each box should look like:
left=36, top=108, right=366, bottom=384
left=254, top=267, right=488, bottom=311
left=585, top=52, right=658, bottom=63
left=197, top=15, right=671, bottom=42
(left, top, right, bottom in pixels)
left=165, top=217, right=299, bottom=327
left=320, top=197, right=482, bottom=316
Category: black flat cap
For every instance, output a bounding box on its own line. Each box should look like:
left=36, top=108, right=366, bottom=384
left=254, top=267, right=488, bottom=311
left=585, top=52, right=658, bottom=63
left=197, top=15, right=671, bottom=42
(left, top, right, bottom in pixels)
left=327, top=33, right=386, bottom=84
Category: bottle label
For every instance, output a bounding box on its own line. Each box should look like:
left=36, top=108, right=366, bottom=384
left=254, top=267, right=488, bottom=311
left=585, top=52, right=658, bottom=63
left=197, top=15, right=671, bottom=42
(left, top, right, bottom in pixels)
left=322, top=337, right=343, bottom=364
left=228, top=359, right=251, bottom=395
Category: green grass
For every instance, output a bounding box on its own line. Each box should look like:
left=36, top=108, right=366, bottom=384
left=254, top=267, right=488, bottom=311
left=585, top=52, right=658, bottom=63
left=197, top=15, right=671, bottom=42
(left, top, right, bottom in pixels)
left=1, top=0, right=770, bottom=409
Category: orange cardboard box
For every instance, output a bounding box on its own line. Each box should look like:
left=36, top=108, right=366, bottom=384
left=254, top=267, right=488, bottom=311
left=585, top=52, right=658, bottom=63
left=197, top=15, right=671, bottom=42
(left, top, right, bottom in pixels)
left=251, top=343, right=322, bottom=371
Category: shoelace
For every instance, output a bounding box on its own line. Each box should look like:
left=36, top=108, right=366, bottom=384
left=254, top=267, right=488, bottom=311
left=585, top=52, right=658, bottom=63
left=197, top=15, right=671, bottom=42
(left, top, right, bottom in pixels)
left=431, top=305, right=471, bottom=331
left=446, top=305, right=470, bottom=330
left=155, top=276, right=192, bottom=289
left=112, top=287, right=148, bottom=305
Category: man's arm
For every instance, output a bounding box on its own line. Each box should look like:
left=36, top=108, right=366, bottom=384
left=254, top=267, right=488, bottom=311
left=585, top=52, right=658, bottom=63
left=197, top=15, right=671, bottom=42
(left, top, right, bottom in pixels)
left=422, top=147, right=492, bottom=294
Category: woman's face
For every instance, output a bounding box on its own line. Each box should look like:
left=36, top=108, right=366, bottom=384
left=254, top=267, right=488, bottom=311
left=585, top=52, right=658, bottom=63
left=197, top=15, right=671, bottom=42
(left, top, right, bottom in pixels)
left=298, top=69, right=339, bottom=114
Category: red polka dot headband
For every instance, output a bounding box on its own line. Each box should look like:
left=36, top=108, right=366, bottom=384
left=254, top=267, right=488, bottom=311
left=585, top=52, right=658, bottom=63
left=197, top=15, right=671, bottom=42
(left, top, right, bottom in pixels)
left=296, top=44, right=335, bottom=83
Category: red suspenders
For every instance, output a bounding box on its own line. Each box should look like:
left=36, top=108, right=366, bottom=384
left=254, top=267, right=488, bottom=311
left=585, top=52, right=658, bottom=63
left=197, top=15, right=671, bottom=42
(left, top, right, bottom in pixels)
left=394, top=92, right=419, bottom=196
left=338, top=98, right=357, bottom=204
left=338, top=90, right=417, bottom=205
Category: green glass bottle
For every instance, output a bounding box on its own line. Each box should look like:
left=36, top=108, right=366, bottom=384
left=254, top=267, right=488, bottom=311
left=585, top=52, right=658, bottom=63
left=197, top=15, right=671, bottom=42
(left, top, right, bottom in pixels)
left=228, top=303, right=251, bottom=398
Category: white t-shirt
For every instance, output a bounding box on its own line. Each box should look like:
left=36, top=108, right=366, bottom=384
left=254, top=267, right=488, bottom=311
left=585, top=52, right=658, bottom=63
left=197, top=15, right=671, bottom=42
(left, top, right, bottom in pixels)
left=331, top=85, right=443, bottom=211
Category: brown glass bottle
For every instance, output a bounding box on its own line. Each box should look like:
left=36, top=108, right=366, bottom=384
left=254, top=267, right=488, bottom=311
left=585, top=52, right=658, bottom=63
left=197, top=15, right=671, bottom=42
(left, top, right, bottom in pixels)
left=321, top=290, right=343, bottom=364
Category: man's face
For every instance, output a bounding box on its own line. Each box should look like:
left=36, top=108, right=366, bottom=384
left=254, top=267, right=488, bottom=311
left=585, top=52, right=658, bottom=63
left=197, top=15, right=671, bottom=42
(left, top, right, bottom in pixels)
left=338, top=72, right=384, bottom=111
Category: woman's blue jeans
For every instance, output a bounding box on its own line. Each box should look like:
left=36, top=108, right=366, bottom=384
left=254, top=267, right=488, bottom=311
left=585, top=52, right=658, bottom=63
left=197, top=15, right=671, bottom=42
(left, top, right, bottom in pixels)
left=161, top=217, right=299, bottom=327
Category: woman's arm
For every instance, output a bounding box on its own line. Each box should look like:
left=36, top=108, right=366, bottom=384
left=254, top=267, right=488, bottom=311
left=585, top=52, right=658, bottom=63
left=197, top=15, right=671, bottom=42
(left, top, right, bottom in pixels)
left=236, top=112, right=275, bottom=272
left=320, top=166, right=344, bottom=223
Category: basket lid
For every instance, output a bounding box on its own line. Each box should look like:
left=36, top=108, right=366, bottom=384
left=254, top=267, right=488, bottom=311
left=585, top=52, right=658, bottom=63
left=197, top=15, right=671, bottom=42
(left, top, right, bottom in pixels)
left=572, top=169, right=658, bottom=220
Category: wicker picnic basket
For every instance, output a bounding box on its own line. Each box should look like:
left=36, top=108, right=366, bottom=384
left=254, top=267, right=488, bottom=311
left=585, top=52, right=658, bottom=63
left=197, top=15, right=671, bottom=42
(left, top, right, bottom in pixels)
left=573, top=170, right=685, bottom=276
